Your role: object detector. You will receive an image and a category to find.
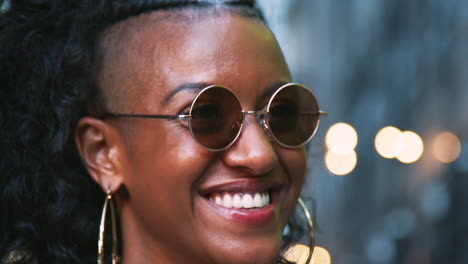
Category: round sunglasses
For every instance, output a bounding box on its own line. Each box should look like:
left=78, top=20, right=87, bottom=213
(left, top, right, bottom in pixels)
left=102, top=83, right=327, bottom=151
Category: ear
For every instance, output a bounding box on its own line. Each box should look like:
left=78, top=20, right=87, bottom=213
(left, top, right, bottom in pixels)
left=75, top=117, right=124, bottom=193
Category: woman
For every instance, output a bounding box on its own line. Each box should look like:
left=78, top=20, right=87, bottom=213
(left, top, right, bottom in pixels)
left=0, top=0, right=323, bottom=263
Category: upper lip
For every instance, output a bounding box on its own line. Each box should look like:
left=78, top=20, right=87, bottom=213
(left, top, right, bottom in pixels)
left=198, top=178, right=287, bottom=197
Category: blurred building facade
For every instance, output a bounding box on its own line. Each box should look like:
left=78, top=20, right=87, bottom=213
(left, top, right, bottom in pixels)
left=258, top=1, right=468, bottom=263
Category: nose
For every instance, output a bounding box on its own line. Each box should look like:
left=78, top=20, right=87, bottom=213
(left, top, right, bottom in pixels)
left=222, top=115, right=278, bottom=175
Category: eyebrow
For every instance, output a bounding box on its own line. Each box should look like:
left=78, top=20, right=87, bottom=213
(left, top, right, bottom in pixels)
left=162, top=80, right=291, bottom=105
left=261, top=80, right=291, bottom=98
left=163, top=82, right=211, bottom=105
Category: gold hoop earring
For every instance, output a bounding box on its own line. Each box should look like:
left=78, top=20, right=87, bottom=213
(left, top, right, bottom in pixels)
left=97, top=189, right=120, bottom=264
left=279, top=197, right=316, bottom=264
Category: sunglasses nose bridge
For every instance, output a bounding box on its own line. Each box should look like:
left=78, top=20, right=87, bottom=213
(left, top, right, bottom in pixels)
left=241, top=110, right=273, bottom=140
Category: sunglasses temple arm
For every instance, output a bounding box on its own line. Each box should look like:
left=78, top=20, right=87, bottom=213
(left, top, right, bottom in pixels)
left=100, top=113, right=191, bottom=120
left=298, top=111, right=328, bottom=116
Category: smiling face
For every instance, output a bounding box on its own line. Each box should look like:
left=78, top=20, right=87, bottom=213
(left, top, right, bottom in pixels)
left=96, top=8, right=306, bottom=264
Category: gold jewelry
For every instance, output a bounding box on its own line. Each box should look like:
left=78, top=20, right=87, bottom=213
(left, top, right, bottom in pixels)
left=95, top=193, right=313, bottom=264
left=97, top=189, right=120, bottom=264
left=279, top=197, right=316, bottom=264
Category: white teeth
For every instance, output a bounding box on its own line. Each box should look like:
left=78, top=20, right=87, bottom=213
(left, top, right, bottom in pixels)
left=262, top=193, right=270, bottom=205
left=233, top=194, right=243, bottom=209
left=214, top=195, right=223, bottom=206
left=253, top=193, right=263, bottom=207
left=211, top=192, right=270, bottom=209
left=243, top=194, right=254, bottom=208
left=222, top=194, right=233, bottom=208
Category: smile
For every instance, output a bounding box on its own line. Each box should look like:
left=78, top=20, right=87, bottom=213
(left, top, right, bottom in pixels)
left=198, top=179, right=286, bottom=226
left=209, top=192, right=270, bottom=209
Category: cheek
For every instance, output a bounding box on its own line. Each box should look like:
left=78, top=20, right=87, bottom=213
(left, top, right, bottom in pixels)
left=125, top=122, right=212, bottom=182
left=120, top=122, right=214, bottom=232
left=277, top=147, right=307, bottom=215
left=279, top=146, right=307, bottom=185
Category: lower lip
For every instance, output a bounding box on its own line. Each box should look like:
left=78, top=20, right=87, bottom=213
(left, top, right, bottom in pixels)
left=204, top=199, right=277, bottom=226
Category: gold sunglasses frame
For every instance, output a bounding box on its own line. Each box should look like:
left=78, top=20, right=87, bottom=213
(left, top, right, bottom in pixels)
left=102, top=83, right=328, bottom=151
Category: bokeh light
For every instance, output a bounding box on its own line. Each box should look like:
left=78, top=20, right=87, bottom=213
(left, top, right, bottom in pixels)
left=310, top=246, right=332, bottom=264
left=0, top=0, right=10, bottom=13
left=375, top=126, right=402, bottom=159
left=396, top=131, right=424, bottom=163
left=375, top=127, right=425, bottom=163
left=365, top=232, right=396, bottom=264
left=325, top=150, right=358, bottom=176
left=384, top=208, right=415, bottom=240
left=282, top=244, right=309, bottom=264
left=433, top=131, right=461, bottom=163
left=282, top=244, right=332, bottom=264
left=325, top=122, right=358, bottom=154
left=420, top=182, right=450, bottom=221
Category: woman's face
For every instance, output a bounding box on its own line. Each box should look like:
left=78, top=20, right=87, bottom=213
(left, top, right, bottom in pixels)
left=97, top=9, right=306, bottom=264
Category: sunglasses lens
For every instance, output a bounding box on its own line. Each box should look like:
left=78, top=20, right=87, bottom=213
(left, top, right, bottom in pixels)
left=268, top=84, right=320, bottom=147
left=189, top=86, right=242, bottom=150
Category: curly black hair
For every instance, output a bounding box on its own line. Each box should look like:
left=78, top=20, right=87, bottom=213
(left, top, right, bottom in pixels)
left=0, top=1, right=303, bottom=263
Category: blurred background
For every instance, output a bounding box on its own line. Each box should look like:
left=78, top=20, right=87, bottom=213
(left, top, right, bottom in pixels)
left=1, top=0, right=465, bottom=263
left=258, top=0, right=468, bottom=263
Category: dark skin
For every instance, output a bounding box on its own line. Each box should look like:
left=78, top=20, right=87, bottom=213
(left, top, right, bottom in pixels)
left=75, top=9, right=306, bottom=264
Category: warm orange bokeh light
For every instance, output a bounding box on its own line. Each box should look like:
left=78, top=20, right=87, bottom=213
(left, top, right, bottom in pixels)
left=375, top=127, right=424, bottom=163
left=283, top=244, right=309, bottom=264
left=396, top=131, right=424, bottom=163
left=325, top=150, right=357, bottom=176
left=375, top=126, right=402, bottom=159
left=282, top=245, right=333, bottom=264
left=433, top=131, right=461, bottom=163
left=325, top=122, right=358, bottom=154
left=310, top=246, right=332, bottom=264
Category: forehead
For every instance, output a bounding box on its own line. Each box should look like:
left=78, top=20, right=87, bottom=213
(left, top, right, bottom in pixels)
left=96, top=8, right=291, bottom=111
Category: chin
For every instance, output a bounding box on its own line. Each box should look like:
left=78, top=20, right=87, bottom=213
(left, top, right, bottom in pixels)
left=215, top=250, right=280, bottom=264
left=205, top=237, right=283, bottom=264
